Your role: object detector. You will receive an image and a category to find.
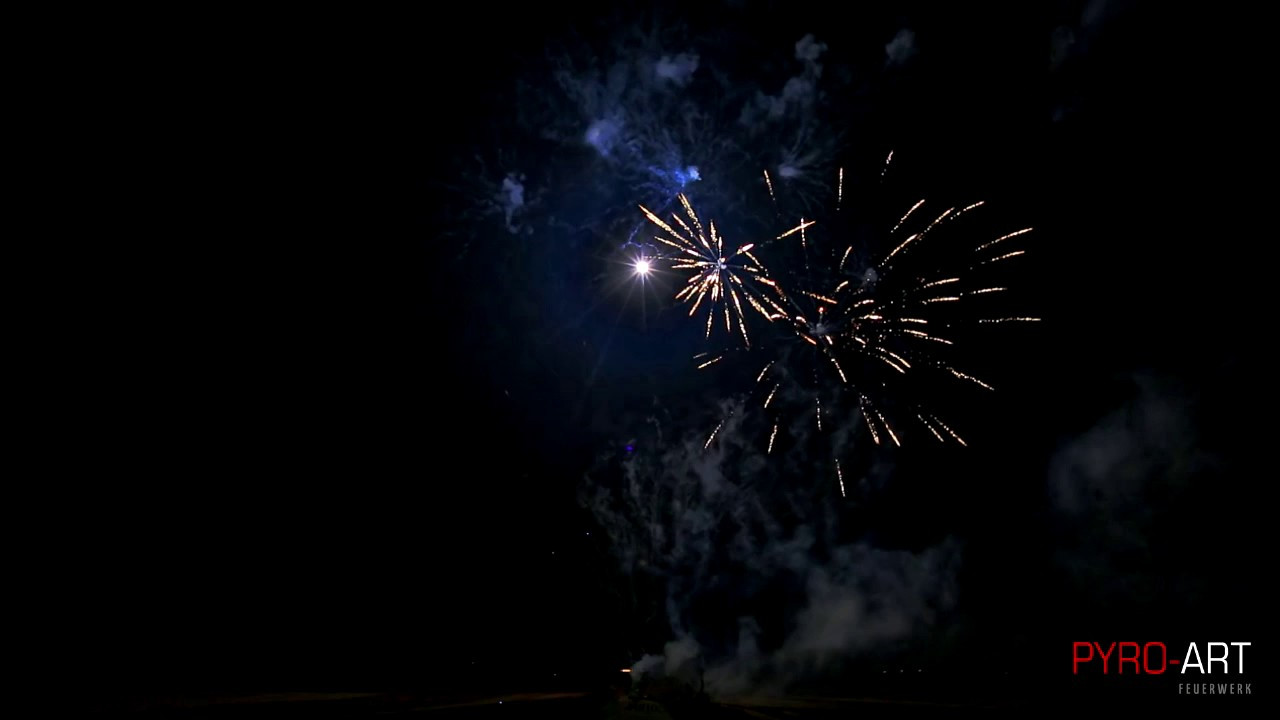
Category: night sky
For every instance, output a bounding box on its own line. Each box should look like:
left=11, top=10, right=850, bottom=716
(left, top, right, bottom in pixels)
left=73, top=1, right=1266, bottom=711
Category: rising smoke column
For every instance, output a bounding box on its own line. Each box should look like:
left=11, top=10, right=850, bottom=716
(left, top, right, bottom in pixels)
left=581, top=393, right=962, bottom=696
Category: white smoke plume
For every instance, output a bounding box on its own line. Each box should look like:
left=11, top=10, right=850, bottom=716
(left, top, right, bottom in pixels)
left=582, top=393, right=961, bottom=696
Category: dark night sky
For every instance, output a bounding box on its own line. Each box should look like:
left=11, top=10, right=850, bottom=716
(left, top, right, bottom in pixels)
left=70, top=1, right=1267, bottom=708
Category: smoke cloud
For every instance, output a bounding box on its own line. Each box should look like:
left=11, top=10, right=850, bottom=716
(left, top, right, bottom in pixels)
left=884, top=29, right=917, bottom=67
left=1046, top=372, right=1220, bottom=615
left=582, top=393, right=961, bottom=696
left=492, top=19, right=860, bottom=245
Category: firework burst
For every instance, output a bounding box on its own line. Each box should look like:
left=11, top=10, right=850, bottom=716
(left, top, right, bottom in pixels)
left=638, top=194, right=808, bottom=346
left=679, top=154, right=1039, bottom=462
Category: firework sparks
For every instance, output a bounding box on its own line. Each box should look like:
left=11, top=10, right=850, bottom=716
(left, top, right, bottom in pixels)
left=704, top=415, right=729, bottom=450
left=828, top=353, right=848, bottom=383
left=883, top=205, right=955, bottom=266
left=964, top=287, right=1006, bottom=297
left=756, top=361, right=774, bottom=383
left=764, top=168, right=1034, bottom=449
left=926, top=414, right=967, bottom=446
left=775, top=219, right=816, bottom=241
left=953, top=201, right=985, bottom=220
left=899, top=329, right=954, bottom=345
left=877, top=409, right=901, bottom=446
left=891, top=199, right=926, bottom=234
left=637, top=154, right=1038, bottom=456
left=918, top=413, right=945, bottom=442
left=975, top=227, right=1032, bottom=252
left=764, top=384, right=779, bottom=408
left=921, top=277, right=959, bottom=289
left=978, top=250, right=1027, bottom=266
left=641, top=195, right=786, bottom=345
left=856, top=395, right=885, bottom=446
left=946, top=366, right=995, bottom=390
left=753, top=191, right=1033, bottom=449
